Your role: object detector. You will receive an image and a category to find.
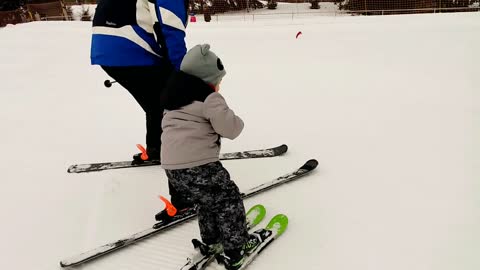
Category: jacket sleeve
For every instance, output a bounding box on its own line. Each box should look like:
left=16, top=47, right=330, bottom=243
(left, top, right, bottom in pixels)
left=203, top=93, right=244, bottom=140
left=150, top=0, right=187, bottom=70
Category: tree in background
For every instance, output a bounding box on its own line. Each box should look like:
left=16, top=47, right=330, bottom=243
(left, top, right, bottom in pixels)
left=189, top=0, right=263, bottom=14
left=267, top=0, right=277, bottom=9
left=0, top=0, right=29, bottom=27
left=0, top=0, right=26, bottom=11
left=469, top=0, right=479, bottom=7
left=338, top=0, right=474, bottom=12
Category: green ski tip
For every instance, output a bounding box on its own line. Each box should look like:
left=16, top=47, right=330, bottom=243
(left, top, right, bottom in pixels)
left=246, top=204, right=266, bottom=228
left=265, top=214, right=289, bottom=237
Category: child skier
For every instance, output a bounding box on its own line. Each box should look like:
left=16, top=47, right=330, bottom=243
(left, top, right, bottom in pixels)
left=160, top=44, right=260, bottom=270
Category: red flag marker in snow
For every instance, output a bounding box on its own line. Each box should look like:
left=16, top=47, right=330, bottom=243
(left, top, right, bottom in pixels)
left=296, top=31, right=302, bottom=39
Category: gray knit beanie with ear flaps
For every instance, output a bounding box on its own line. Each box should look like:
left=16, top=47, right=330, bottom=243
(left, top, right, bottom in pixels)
left=180, top=44, right=226, bottom=86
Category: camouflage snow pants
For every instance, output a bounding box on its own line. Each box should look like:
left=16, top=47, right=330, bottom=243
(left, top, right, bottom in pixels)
left=165, top=162, right=249, bottom=251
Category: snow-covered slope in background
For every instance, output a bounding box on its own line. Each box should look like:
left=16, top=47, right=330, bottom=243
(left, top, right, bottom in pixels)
left=0, top=12, right=479, bottom=270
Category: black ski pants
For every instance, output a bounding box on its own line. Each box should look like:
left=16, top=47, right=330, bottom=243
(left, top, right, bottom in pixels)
left=165, top=162, right=249, bottom=251
left=101, top=64, right=173, bottom=150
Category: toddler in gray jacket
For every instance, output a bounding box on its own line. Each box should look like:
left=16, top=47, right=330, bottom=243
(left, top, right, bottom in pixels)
left=160, top=44, right=259, bottom=270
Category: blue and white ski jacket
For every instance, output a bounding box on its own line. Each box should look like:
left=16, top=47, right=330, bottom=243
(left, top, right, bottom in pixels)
left=91, top=0, right=188, bottom=70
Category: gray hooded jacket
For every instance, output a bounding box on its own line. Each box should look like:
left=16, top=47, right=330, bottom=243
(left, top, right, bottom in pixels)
left=160, top=73, right=244, bottom=170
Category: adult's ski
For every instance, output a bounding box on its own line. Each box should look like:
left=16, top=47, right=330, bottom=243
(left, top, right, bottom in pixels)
left=59, top=159, right=317, bottom=267
left=67, top=144, right=288, bottom=173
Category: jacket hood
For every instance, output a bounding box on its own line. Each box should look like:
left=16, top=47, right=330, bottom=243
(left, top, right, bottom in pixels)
left=161, top=71, right=215, bottom=111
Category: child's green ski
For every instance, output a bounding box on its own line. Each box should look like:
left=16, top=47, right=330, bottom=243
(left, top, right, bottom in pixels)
left=180, top=204, right=267, bottom=270
left=218, top=214, right=289, bottom=270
